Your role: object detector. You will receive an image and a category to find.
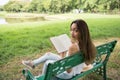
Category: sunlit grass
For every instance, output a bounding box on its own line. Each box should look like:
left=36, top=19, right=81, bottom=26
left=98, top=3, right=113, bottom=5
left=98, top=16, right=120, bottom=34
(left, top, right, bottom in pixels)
left=52, top=13, right=120, bottom=19
left=0, top=18, right=120, bottom=65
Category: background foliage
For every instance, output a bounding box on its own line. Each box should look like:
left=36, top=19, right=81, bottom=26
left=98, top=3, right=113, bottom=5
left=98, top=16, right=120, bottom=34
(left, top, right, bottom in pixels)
left=2, top=0, right=120, bottom=13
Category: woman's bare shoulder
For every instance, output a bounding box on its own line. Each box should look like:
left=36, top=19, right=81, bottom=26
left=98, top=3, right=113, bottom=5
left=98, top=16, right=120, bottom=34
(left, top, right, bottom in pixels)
left=69, top=43, right=77, bottom=49
left=68, top=43, right=79, bottom=55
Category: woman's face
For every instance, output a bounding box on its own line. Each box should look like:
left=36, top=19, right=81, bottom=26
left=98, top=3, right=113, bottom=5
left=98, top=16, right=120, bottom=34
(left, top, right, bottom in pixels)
left=70, top=23, right=80, bottom=40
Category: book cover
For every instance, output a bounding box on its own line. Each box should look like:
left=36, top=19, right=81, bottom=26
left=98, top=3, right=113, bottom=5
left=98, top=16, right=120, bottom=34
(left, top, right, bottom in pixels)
left=50, top=34, right=72, bottom=53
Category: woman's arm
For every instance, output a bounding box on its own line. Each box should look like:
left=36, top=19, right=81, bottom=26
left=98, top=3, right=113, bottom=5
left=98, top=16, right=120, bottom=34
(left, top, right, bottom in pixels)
left=66, top=43, right=79, bottom=73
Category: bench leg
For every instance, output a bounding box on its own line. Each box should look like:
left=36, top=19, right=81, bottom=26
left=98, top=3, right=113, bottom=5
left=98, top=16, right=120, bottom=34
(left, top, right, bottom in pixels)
left=103, top=65, right=107, bottom=80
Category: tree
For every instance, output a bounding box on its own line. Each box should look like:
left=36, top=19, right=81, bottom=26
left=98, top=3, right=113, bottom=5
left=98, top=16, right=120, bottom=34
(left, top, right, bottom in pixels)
left=0, top=6, right=4, bottom=11
left=3, top=0, right=120, bottom=13
left=109, top=0, right=119, bottom=10
left=4, top=1, right=24, bottom=12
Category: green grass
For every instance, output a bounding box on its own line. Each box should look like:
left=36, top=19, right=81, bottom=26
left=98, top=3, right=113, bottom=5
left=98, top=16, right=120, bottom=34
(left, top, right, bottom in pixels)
left=87, top=18, right=120, bottom=38
left=0, top=18, right=120, bottom=65
left=0, top=14, right=120, bottom=80
left=0, top=20, right=70, bottom=64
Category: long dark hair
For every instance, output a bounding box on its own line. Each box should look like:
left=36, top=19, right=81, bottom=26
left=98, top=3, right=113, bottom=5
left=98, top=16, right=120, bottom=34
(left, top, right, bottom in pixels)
left=71, top=19, right=96, bottom=64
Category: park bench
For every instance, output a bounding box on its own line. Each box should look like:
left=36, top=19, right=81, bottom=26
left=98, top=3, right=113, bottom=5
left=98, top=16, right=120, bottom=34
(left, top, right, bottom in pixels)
left=22, top=40, right=117, bottom=80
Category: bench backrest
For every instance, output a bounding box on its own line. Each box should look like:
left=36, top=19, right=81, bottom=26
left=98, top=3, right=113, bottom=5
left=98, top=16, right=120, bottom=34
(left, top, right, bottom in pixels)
left=95, top=40, right=117, bottom=64
left=44, top=40, right=117, bottom=80
left=45, top=52, right=84, bottom=80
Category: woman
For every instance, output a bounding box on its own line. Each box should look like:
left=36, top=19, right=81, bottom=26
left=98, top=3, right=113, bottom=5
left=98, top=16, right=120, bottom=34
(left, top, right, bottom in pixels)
left=22, top=19, right=96, bottom=79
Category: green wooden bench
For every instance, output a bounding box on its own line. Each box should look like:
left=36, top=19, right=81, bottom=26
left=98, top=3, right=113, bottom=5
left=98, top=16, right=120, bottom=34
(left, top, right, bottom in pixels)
left=22, top=40, right=117, bottom=80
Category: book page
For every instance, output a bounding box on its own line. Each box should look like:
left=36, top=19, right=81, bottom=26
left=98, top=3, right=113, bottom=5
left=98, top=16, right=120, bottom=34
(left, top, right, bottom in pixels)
left=50, top=36, right=67, bottom=53
left=50, top=34, right=72, bottom=53
left=58, top=34, right=72, bottom=50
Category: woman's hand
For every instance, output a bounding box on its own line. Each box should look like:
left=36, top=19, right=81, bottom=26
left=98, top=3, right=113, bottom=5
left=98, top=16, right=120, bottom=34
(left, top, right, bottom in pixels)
left=59, top=51, right=67, bottom=58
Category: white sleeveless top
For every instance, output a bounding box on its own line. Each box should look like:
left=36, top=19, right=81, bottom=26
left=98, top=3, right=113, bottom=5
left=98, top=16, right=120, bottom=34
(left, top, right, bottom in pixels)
left=65, top=43, right=86, bottom=76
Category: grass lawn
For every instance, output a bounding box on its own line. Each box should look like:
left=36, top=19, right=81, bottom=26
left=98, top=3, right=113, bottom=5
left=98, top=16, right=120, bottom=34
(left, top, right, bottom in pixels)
left=0, top=13, right=120, bottom=80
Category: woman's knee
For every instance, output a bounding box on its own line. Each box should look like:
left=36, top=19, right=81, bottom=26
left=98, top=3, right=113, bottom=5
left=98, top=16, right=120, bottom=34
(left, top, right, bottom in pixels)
left=44, top=60, right=54, bottom=66
left=45, top=52, right=53, bottom=56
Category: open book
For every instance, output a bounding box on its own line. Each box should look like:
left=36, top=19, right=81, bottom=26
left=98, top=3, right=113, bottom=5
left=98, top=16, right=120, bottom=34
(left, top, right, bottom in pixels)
left=50, top=34, right=72, bottom=53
